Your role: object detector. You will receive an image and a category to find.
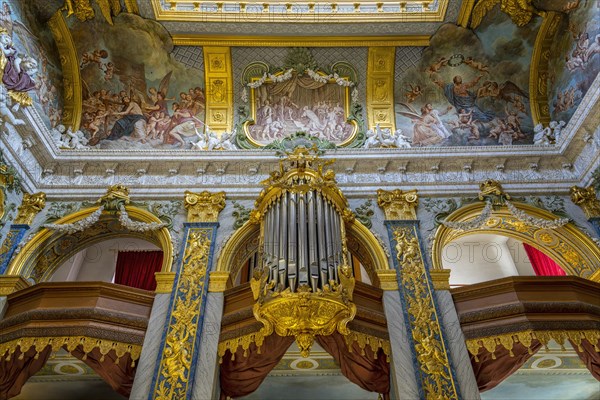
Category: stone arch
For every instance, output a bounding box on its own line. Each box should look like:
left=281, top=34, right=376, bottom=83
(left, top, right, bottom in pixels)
left=431, top=202, right=600, bottom=280
left=7, top=206, right=173, bottom=283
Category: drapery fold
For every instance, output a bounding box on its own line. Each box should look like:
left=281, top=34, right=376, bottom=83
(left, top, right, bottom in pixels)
left=316, top=332, right=390, bottom=399
left=470, top=340, right=542, bottom=392
left=114, top=250, right=163, bottom=291
left=0, top=346, right=52, bottom=400
left=570, top=339, right=600, bottom=381
left=70, top=345, right=137, bottom=397
left=219, top=334, right=294, bottom=399
left=522, top=243, right=566, bottom=276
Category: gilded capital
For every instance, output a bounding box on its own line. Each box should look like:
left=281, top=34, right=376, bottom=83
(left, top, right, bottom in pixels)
left=430, top=269, right=451, bottom=291
left=208, top=271, right=232, bottom=292
left=154, top=272, right=176, bottom=294
left=0, top=275, right=30, bottom=296
left=184, top=190, right=226, bottom=223
left=375, top=269, right=399, bottom=291
left=570, top=186, right=600, bottom=219
left=14, top=192, right=46, bottom=225
left=377, top=189, right=418, bottom=220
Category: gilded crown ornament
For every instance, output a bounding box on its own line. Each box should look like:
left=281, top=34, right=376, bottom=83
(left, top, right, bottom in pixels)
left=249, top=146, right=356, bottom=357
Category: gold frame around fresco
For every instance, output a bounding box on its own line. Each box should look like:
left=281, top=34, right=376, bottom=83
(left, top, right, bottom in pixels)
left=242, top=73, right=358, bottom=148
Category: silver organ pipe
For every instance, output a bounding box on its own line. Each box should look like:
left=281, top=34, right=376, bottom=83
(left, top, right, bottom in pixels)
left=259, top=189, right=349, bottom=293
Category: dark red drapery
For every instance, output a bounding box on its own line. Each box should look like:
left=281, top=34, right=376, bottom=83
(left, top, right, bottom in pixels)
left=70, top=345, right=137, bottom=397
left=571, top=339, right=600, bottom=381
left=523, top=243, right=566, bottom=276
left=0, top=346, right=52, bottom=400
left=470, top=340, right=542, bottom=392
left=316, top=332, right=390, bottom=399
left=219, top=334, right=294, bottom=399
left=114, top=250, right=163, bottom=291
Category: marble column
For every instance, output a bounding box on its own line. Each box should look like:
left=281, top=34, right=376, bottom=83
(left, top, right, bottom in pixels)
left=433, top=289, right=481, bottom=400
left=191, top=292, right=224, bottom=400
left=377, top=189, right=463, bottom=399
left=130, top=293, right=172, bottom=400
left=382, top=290, right=421, bottom=399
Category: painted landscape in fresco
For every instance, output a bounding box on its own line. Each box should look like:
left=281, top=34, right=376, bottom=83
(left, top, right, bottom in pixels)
left=1, top=2, right=63, bottom=128
left=395, top=7, right=540, bottom=147
left=248, top=78, right=354, bottom=145
left=548, top=0, right=600, bottom=123
left=68, top=8, right=205, bottom=149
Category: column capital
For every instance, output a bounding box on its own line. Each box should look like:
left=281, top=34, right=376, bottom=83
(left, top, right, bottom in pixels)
left=184, top=190, right=226, bottom=223
left=376, top=189, right=418, bottom=220
left=14, top=192, right=46, bottom=225
left=375, top=269, right=399, bottom=291
left=0, top=275, right=30, bottom=296
left=570, top=185, right=600, bottom=219
left=208, top=271, right=231, bottom=292
left=154, top=272, right=176, bottom=294
left=430, top=269, right=451, bottom=290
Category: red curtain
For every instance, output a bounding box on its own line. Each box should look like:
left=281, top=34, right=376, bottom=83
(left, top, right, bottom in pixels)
left=316, top=332, right=390, bottom=399
left=470, top=340, right=542, bottom=392
left=220, top=333, right=294, bottom=399
left=0, top=346, right=52, bottom=399
left=570, top=339, right=600, bottom=381
left=114, top=250, right=163, bottom=291
left=523, top=243, right=566, bottom=276
left=69, top=346, right=137, bottom=397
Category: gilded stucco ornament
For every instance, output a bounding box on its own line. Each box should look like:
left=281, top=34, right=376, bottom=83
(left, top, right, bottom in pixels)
left=0, top=162, right=17, bottom=222
left=478, top=179, right=510, bottom=205
left=61, top=0, right=126, bottom=24
left=250, top=265, right=356, bottom=358
left=570, top=186, right=600, bottom=219
left=471, top=0, right=546, bottom=28
left=14, top=192, right=46, bottom=225
left=184, top=190, right=226, bottom=223
left=98, top=184, right=130, bottom=211
left=377, top=189, right=418, bottom=220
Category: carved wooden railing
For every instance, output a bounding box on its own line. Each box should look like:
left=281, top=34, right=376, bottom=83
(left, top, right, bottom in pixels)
left=451, top=276, right=600, bottom=356
left=0, top=282, right=155, bottom=361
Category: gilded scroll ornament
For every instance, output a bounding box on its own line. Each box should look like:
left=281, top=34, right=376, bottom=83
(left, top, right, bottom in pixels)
left=471, top=0, right=546, bottom=28
left=392, top=226, right=458, bottom=399
left=154, top=228, right=212, bottom=399
left=478, top=179, right=510, bottom=204
left=570, top=186, right=600, bottom=219
left=14, top=192, right=46, bottom=225
left=184, top=190, right=226, bottom=223
left=377, top=189, right=418, bottom=220
left=61, top=0, right=124, bottom=24
left=98, top=184, right=130, bottom=211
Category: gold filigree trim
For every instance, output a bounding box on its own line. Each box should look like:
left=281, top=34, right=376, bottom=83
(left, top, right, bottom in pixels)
left=0, top=336, right=142, bottom=366
left=343, top=331, right=391, bottom=362
left=217, top=330, right=267, bottom=363
left=466, top=330, right=600, bottom=362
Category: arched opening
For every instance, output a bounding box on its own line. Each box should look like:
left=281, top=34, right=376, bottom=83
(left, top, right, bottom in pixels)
left=435, top=201, right=600, bottom=398
left=215, top=215, right=393, bottom=400
left=7, top=206, right=173, bottom=284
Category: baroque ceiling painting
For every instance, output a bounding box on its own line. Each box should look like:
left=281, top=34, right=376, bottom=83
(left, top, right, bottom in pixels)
left=0, top=2, right=63, bottom=130
left=548, top=0, right=600, bottom=123
left=67, top=4, right=205, bottom=150
left=395, top=8, right=540, bottom=147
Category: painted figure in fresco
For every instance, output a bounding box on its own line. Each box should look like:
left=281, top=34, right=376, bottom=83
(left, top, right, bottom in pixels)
left=397, top=103, right=451, bottom=146
left=405, top=84, right=423, bottom=103
left=435, top=75, right=495, bottom=123
left=107, top=96, right=147, bottom=142
left=0, top=30, right=36, bottom=95
left=80, top=49, right=108, bottom=69
left=464, top=57, right=489, bottom=74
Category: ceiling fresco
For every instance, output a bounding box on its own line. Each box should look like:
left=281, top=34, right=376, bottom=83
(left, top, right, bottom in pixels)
left=0, top=0, right=598, bottom=197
